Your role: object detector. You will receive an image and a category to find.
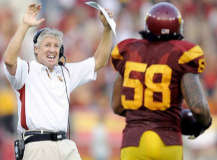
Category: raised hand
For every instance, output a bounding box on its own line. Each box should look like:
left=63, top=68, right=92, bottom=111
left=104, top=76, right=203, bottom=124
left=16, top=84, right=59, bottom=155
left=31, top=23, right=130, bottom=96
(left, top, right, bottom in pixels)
left=99, top=8, right=113, bottom=29
left=23, top=4, right=45, bottom=27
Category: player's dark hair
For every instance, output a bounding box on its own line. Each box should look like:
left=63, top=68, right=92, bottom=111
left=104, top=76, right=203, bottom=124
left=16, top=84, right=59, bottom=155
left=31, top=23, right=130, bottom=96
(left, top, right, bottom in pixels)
left=139, top=30, right=184, bottom=42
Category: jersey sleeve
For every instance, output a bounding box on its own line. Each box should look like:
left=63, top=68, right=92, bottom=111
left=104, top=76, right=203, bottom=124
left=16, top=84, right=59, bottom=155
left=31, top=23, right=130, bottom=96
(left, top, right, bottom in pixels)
left=176, top=41, right=206, bottom=74
left=3, top=57, right=29, bottom=90
left=111, top=39, right=136, bottom=75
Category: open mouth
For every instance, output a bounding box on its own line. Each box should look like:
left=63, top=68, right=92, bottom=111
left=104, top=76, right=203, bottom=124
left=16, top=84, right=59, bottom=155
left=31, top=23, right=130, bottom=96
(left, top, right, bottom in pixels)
left=47, top=55, right=56, bottom=61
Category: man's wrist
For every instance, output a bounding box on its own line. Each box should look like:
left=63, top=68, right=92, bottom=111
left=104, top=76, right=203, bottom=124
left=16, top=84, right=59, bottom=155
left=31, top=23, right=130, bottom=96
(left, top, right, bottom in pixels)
left=103, top=26, right=112, bottom=32
left=19, top=23, right=31, bottom=31
left=203, top=117, right=212, bottom=129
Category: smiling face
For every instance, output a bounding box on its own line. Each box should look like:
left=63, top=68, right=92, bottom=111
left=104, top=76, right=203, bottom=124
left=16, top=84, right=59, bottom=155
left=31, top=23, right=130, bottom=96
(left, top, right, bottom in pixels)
left=34, top=35, right=60, bottom=70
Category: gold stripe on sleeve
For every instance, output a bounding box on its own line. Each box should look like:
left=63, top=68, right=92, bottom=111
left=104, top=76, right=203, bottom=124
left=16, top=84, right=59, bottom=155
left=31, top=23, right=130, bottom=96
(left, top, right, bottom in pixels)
left=111, top=46, right=124, bottom=60
left=178, top=45, right=204, bottom=64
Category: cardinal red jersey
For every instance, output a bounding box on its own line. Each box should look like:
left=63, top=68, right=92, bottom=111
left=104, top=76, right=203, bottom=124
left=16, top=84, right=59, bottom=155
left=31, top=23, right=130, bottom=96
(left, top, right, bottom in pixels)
left=111, top=38, right=206, bottom=148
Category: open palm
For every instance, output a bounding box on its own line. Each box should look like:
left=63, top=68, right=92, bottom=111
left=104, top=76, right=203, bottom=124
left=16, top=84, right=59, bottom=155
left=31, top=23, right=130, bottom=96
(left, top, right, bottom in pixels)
left=23, top=4, right=45, bottom=27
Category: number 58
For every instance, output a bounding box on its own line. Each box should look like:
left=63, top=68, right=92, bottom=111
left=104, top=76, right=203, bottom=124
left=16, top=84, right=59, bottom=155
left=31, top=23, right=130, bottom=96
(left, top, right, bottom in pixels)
left=122, top=61, right=172, bottom=111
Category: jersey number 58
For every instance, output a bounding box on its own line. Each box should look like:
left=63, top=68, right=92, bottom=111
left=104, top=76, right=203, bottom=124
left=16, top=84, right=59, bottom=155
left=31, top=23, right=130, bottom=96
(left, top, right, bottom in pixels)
left=122, top=61, right=172, bottom=111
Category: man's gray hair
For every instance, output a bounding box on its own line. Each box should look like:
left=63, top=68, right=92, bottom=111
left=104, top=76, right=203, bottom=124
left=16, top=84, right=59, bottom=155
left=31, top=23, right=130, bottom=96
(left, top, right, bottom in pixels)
left=34, top=27, right=63, bottom=47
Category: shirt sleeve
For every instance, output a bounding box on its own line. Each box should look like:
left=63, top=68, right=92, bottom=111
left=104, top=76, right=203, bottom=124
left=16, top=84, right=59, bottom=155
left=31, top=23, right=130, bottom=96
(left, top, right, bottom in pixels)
left=111, top=44, right=125, bottom=74
left=65, top=57, right=97, bottom=92
left=3, top=57, right=29, bottom=90
left=177, top=45, right=206, bottom=74
left=111, top=39, right=137, bottom=75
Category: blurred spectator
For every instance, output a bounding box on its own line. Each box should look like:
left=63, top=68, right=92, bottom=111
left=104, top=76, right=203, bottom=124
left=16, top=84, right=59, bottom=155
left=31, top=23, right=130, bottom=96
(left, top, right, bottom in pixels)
left=0, top=81, right=16, bottom=134
left=90, top=108, right=111, bottom=160
left=0, top=7, right=16, bottom=61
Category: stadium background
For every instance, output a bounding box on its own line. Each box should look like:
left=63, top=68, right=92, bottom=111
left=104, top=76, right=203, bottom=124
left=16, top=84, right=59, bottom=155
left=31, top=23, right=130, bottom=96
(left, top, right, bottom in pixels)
left=0, top=0, right=217, bottom=159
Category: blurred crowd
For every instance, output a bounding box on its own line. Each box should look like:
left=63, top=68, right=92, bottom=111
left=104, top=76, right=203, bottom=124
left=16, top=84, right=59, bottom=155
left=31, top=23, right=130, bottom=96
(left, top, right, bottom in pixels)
left=0, top=0, right=217, bottom=160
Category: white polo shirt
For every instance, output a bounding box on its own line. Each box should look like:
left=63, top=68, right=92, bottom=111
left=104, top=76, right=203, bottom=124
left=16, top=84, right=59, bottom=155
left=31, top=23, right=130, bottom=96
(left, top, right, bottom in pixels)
left=4, top=57, right=96, bottom=133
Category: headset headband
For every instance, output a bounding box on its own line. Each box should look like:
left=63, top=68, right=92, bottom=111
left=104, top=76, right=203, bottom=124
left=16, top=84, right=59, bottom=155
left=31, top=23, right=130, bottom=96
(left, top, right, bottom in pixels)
left=33, top=29, right=45, bottom=44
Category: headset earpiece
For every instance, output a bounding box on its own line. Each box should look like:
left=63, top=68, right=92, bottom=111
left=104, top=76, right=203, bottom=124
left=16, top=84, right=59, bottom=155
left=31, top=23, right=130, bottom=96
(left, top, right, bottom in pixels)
left=58, top=45, right=65, bottom=66
left=59, top=45, right=64, bottom=59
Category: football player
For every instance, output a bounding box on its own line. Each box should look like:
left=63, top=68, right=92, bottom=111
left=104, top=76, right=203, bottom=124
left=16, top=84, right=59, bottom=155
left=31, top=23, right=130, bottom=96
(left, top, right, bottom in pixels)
left=111, top=2, right=212, bottom=160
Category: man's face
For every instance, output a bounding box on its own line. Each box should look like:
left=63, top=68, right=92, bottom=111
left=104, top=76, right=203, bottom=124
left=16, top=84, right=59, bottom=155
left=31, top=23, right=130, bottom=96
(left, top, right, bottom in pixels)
left=35, top=36, right=60, bottom=70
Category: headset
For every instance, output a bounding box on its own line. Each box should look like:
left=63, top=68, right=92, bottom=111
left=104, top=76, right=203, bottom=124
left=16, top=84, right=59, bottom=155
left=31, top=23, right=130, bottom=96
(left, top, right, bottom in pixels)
left=33, top=28, right=65, bottom=65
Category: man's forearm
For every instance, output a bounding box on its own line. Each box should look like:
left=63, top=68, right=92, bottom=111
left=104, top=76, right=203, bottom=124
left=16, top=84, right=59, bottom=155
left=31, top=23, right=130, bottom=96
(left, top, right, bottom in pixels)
left=111, top=73, right=126, bottom=117
left=181, top=73, right=211, bottom=126
left=94, top=27, right=112, bottom=71
left=3, top=23, right=29, bottom=69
